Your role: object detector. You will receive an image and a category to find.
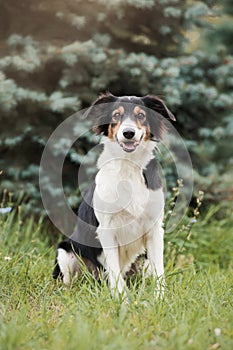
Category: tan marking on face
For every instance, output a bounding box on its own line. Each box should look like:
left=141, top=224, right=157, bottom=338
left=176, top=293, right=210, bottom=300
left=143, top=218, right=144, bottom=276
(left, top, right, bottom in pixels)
left=108, top=123, right=121, bottom=140
left=133, top=106, right=146, bottom=116
left=136, top=120, right=143, bottom=129
left=112, top=106, right=125, bottom=116
left=133, top=106, right=147, bottom=129
left=144, top=124, right=151, bottom=141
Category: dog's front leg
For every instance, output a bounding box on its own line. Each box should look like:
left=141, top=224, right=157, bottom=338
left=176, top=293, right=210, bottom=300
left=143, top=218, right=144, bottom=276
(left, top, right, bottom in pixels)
left=97, top=228, right=126, bottom=297
left=146, top=219, right=165, bottom=298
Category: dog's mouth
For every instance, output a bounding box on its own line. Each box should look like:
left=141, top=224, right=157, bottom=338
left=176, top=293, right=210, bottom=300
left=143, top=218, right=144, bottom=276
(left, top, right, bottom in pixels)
left=119, top=141, right=140, bottom=153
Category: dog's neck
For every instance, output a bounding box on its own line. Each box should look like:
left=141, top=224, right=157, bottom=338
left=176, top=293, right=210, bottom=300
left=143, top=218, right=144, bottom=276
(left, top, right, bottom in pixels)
left=97, top=137, right=155, bottom=171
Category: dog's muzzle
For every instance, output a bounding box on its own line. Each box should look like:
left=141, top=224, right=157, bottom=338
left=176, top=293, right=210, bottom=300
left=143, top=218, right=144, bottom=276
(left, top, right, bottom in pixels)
left=118, top=128, right=142, bottom=153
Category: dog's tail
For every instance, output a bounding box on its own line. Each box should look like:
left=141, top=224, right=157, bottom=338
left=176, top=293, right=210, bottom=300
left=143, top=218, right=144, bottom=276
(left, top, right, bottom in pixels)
left=52, top=240, right=73, bottom=280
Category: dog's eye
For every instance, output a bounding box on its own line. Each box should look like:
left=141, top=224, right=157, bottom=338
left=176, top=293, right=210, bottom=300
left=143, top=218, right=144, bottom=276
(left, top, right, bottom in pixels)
left=136, top=113, right=146, bottom=121
left=112, top=112, right=121, bottom=122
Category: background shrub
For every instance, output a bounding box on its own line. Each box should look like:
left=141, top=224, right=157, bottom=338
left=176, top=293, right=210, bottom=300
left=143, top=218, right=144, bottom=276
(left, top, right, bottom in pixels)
left=0, top=0, right=232, bottom=214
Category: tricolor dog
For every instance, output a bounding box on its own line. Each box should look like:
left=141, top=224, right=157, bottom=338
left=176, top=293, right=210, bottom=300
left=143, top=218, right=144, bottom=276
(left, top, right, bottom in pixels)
left=53, top=93, right=175, bottom=298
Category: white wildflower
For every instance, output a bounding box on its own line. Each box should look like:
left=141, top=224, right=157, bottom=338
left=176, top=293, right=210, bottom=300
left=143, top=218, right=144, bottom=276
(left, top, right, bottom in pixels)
left=0, top=207, right=12, bottom=214
left=214, top=328, right=221, bottom=336
left=4, top=256, right=11, bottom=261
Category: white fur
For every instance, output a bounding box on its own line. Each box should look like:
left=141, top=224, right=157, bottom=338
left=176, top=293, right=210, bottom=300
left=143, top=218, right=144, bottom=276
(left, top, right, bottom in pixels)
left=93, top=137, right=165, bottom=297
left=57, top=248, right=80, bottom=285
left=117, top=116, right=145, bottom=145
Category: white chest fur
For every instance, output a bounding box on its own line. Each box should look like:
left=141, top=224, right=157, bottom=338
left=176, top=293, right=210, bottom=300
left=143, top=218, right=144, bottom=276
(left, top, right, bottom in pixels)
left=94, top=159, right=149, bottom=219
left=93, top=140, right=164, bottom=247
left=93, top=139, right=165, bottom=281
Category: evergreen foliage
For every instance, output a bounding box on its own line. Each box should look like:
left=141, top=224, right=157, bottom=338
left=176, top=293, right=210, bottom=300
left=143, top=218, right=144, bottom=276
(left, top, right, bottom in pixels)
left=0, top=0, right=232, bottom=213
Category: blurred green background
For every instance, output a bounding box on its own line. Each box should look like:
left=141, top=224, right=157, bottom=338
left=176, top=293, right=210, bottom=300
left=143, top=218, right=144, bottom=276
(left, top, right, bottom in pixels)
left=0, top=0, right=232, bottom=216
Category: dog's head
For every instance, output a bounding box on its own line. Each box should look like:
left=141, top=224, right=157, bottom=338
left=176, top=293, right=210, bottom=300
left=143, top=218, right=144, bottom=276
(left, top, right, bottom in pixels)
left=87, top=92, right=175, bottom=153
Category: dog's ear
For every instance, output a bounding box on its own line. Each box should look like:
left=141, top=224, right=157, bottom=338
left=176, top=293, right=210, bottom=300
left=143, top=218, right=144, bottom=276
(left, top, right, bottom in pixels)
left=85, top=92, right=117, bottom=135
left=142, top=95, right=175, bottom=141
left=142, top=95, right=176, bottom=121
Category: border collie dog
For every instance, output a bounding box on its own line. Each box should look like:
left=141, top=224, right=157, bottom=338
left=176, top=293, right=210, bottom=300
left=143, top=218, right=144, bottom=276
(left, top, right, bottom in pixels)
left=53, top=93, right=175, bottom=297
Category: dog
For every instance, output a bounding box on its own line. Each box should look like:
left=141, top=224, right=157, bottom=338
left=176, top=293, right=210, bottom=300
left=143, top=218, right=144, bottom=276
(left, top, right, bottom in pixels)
left=53, top=92, right=175, bottom=298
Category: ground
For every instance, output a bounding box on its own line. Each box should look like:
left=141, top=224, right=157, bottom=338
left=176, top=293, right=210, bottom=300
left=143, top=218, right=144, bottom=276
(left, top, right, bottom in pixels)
left=0, top=208, right=232, bottom=350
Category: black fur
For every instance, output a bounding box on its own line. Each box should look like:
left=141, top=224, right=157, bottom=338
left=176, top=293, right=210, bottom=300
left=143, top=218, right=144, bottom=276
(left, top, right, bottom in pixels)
left=52, top=184, right=102, bottom=280
left=142, top=95, right=176, bottom=121
left=53, top=94, right=174, bottom=280
left=53, top=159, right=162, bottom=280
left=143, top=158, right=162, bottom=191
left=52, top=259, right=63, bottom=279
left=90, top=93, right=175, bottom=141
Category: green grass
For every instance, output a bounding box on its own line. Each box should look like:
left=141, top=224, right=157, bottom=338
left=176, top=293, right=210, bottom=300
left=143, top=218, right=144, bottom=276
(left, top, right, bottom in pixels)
left=0, top=209, right=232, bottom=350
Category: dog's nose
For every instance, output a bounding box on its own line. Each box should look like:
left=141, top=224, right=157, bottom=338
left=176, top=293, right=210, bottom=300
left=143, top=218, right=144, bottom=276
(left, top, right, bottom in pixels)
left=123, top=128, right=135, bottom=139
